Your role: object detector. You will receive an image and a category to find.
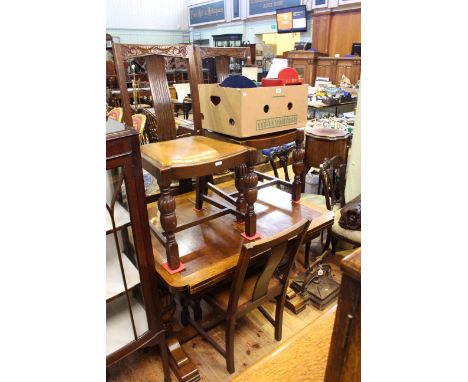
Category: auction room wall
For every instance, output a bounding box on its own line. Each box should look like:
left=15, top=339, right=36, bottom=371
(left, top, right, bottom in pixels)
left=327, top=9, right=361, bottom=57
left=106, top=0, right=188, bottom=44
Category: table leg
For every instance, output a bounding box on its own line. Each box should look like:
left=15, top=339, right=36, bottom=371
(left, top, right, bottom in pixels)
left=292, top=135, right=305, bottom=202
left=180, top=294, right=190, bottom=326
left=244, top=163, right=258, bottom=238
left=160, top=287, right=200, bottom=381
left=167, top=336, right=200, bottom=382
left=158, top=178, right=180, bottom=270
left=235, top=164, right=247, bottom=222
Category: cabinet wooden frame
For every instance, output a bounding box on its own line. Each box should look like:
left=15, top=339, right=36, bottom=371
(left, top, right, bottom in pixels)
left=106, top=127, right=171, bottom=382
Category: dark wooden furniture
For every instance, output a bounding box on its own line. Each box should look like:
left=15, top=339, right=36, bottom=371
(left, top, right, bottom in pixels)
left=325, top=248, right=361, bottom=382
left=113, top=43, right=204, bottom=139
left=286, top=50, right=326, bottom=85
left=318, top=155, right=360, bottom=254
left=312, top=8, right=361, bottom=57
left=188, top=219, right=311, bottom=373
left=212, top=34, right=243, bottom=48
left=149, top=185, right=335, bottom=381
left=204, top=129, right=306, bottom=202
left=196, top=46, right=252, bottom=83
left=287, top=50, right=361, bottom=86
left=106, top=122, right=170, bottom=381
left=140, top=136, right=258, bottom=272
left=316, top=57, right=361, bottom=85
left=304, top=127, right=351, bottom=175
left=302, top=154, right=360, bottom=266
left=195, top=46, right=306, bottom=202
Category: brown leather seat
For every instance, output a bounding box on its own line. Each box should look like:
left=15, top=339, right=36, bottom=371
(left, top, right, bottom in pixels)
left=140, top=136, right=247, bottom=167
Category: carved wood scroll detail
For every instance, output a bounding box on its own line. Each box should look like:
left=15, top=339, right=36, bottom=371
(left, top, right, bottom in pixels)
left=119, top=44, right=192, bottom=60
left=199, top=47, right=251, bottom=62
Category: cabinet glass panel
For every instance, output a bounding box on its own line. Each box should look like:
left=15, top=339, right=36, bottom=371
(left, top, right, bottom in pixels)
left=106, top=167, right=149, bottom=357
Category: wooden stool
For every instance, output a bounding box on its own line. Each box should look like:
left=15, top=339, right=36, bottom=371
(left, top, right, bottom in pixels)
left=205, top=128, right=305, bottom=202
left=141, top=136, right=258, bottom=273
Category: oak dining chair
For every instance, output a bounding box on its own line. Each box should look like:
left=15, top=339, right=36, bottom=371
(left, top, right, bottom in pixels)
left=188, top=218, right=311, bottom=373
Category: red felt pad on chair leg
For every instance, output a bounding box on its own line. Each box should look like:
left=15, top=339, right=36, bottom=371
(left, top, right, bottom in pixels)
left=162, top=261, right=186, bottom=274
left=241, top=231, right=261, bottom=240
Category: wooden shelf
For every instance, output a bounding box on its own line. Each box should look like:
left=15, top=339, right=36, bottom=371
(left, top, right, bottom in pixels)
left=106, top=295, right=149, bottom=356
left=106, top=201, right=131, bottom=233
left=106, top=235, right=141, bottom=301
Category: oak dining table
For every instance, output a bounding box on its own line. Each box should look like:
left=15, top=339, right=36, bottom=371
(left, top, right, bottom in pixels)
left=147, top=183, right=334, bottom=382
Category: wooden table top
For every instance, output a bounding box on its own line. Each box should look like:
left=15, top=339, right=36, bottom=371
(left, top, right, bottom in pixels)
left=341, top=248, right=361, bottom=282
left=148, top=185, right=334, bottom=294
left=204, top=128, right=305, bottom=150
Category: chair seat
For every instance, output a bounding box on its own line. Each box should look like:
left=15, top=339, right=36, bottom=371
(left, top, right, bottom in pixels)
left=140, top=136, right=248, bottom=167
left=209, top=274, right=281, bottom=312
left=332, top=208, right=361, bottom=243
left=261, top=142, right=296, bottom=157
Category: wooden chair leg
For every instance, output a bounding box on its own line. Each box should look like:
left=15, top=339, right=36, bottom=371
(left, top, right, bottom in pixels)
left=270, top=158, right=279, bottom=179
left=321, top=227, right=332, bottom=251
left=180, top=295, right=190, bottom=326
left=225, top=318, right=236, bottom=374
left=331, top=235, right=338, bottom=255
left=279, top=155, right=290, bottom=182
left=191, top=296, right=202, bottom=321
left=274, top=296, right=286, bottom=341
left=195, top=176, right=205, bottom=210
left=304, top=241, right=311, bottom=269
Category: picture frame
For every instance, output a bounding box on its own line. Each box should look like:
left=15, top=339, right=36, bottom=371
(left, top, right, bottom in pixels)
left=256, top=60, right=263, bottom=68
left=312, top=0, right=328, bottom=9
left=188, top=0, right=226, bottom=27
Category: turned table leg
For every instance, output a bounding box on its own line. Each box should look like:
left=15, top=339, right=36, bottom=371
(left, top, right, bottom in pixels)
left=244, top=162, right=258, bottom=238
left=158, top=178, right=180, bottom=270
left=235, top=164, right=247, bottom=222
left=292, top=134, right=305, bottom=202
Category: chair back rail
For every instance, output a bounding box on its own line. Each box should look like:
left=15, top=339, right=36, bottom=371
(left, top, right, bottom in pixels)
left=197, top=46, right=253, bottom=83
left=227, top=218, right=311, bottom=315
left=113, top=43, right=203, bottom=139
left=320, top=155, right=347, bottom=210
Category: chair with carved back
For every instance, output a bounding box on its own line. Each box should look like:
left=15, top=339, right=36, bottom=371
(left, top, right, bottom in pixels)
left=188, top=219, right=311, bottom=374
left=196, top=46, right=252, bottom=84
left=113, top=43, right=207, bottom=194
left=113, top=43, right=204, bottom=140
left=107, top=107, right=123, bottom=123
left=302, top=155, right=359, bottom=264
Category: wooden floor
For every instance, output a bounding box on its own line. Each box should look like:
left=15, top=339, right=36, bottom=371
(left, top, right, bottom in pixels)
left=107, top=237, right=346, bottom=382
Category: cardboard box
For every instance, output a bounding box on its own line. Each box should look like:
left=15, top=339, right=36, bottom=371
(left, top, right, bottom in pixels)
left=198, top=84, right=308, bottom=138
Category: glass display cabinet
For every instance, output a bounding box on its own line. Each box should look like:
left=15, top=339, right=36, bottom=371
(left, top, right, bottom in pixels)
left=106, top=121, right=170, bottom=381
